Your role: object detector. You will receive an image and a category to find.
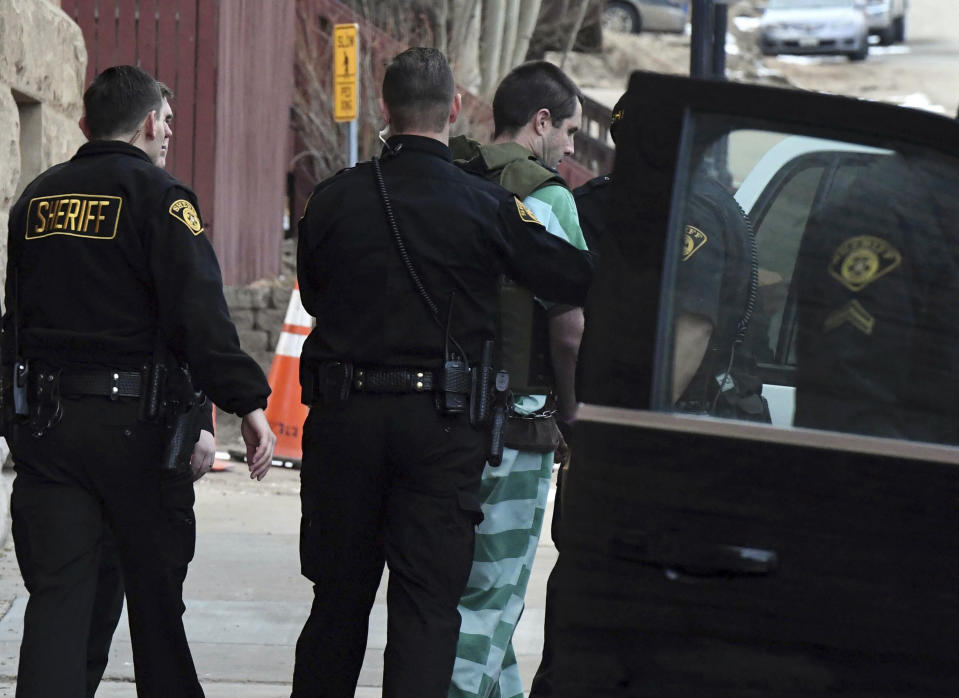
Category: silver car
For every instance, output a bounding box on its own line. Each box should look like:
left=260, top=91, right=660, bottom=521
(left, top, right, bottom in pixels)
left=603, top=0, right=688, bottom=34
left=759, top=0, right=870, bottom=61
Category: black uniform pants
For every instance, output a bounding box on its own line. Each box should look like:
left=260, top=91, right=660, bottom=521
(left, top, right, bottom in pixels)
left=9, top=396, right=203, bottom=698
left=291, top=393, right=486, bottom=698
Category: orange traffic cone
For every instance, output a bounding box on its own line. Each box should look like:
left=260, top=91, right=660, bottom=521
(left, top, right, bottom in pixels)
left=263, top=282, right=313, bottom=468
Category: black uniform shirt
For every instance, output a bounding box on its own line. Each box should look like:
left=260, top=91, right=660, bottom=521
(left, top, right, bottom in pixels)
left=297, top=135, right=595, bottom=370
left=675, top=174, right=751, bottom=350
left=794, top=154, right=959, bottom=442
left=574, top=173, right=752, bottom=404
left=5, top=140, right=269, bottom=416
left=572, top=175, right=610, bottom=252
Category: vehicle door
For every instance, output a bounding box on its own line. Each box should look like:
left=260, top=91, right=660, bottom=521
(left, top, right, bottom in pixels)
left=552, top=69, right=959, bottom=697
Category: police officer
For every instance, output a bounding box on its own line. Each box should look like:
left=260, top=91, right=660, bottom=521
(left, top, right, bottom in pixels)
left=529, top=98, right=764, bottom=698
left=78, top=80, right=219, bottom=698
left=577, top=101, right=761, bottom=416
left=292, top=47, right=594, bottom=697
left=4, top=65, right=276, bottom=697
left=672, top=169, right=765, bottom=416
left=794, top=153, right=959, bottom=441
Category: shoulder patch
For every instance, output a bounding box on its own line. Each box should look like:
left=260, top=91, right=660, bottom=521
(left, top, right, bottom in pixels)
left=169, top=199, right=204, bottom=235
left=682, top=225, right=708, bottom=261
left=828, top=235, right=901, bottom=292
left=515, top=197, right=542, bottom=225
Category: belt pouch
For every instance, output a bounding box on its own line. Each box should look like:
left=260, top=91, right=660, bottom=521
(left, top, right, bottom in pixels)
left=503, top=414, right=561, bottom=452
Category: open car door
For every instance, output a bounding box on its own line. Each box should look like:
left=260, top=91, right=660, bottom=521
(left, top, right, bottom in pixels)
left=548, top=71, right=959, bottom=696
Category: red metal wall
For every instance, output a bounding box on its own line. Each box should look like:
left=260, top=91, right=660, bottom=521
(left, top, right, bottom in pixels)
left=65, top=0, right=219, bottom=225
left=63, top=0, right=294, bottom=284
left=213, top=0, right=295, bottom=283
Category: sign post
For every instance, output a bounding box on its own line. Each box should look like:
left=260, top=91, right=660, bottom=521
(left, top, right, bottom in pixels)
left=333, top=23, right=359, bottom=166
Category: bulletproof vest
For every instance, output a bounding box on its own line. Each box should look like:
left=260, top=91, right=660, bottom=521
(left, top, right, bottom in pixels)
left=451, top=136, right=568, bottom=394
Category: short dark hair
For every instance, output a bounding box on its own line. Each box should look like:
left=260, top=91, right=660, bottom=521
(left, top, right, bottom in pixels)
left=382, top=47, right=455, bottom=134
left=83, top=65, right=163, bottom=140
left=492, top=61, right=584, bottom=139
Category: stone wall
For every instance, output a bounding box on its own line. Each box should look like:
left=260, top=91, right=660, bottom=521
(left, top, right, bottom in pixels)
left=0, top=0, right=88, bottom=545
left=224, top=279, right=294, bottom=377
left=0, top=0, right=87, bottom=276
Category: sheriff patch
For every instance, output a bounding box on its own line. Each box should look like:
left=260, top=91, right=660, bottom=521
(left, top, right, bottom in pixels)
left=515, top=197, right=541, bottom=225
left=828, top=235, right=900, bottom=292
left=25, top=194, right=122, bottom=240
left=169, top=199, right=204, bottom=235
left=682, top=225, right=708, bottom=261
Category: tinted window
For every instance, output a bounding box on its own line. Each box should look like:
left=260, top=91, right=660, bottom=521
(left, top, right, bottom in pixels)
left=657, top=120, right=959, bottom=444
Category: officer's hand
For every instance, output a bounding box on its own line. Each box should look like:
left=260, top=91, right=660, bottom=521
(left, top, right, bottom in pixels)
left=189, top=429, right=216, bottom=481
left=241, top=408, right=276, bottom=481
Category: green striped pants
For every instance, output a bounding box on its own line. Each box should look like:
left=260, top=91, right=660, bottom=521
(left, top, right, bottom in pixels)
left=449, top=447, right=553, bottom=698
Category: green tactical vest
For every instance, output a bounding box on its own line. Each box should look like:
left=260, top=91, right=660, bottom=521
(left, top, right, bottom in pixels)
left=451, top=136, right=568, bottom=395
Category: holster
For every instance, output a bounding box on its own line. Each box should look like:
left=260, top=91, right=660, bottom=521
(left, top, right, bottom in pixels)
left=301, top=361, right=352, bottom=406
left=0, top=356, right=29, bottom=437
left=160, top=392, right=207, bottom=472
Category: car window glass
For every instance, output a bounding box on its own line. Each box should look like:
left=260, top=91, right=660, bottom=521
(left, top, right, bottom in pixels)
left=657, top=117, right=959, bottom=447
left=751, top=160, right=824, bottom=365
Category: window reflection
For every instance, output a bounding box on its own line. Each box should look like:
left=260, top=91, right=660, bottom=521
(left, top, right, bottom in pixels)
left=663, top=122, right=959, bottom=445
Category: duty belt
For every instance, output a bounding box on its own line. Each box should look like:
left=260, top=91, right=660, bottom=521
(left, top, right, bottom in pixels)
left=57, top=369, right=144, bottom=399
left=310, top=361, right=435, bottom=404
left=352, top=366, right=434, bottom=393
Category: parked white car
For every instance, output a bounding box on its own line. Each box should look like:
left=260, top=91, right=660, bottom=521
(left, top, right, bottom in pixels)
left=603, top=0, right=688, bottom=34
left=759, top=0, right=870, bottom=61
left=864, top=0, right=907, bottom=44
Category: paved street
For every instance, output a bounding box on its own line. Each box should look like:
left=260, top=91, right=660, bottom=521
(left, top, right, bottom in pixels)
left=0, top=460, right=557, bottom=696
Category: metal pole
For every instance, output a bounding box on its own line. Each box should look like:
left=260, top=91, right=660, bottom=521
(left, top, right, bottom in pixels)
left=690, top=0, right=713, bottom=78
left=347, top=120, right=358, bottom=167
left=712, top=2, right=728, bottom=80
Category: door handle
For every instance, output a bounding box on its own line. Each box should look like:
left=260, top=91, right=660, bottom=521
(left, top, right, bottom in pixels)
left=611, top=530, right=778, bottom=577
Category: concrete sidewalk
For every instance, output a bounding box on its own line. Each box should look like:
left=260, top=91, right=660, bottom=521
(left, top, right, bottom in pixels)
left=0, top=462, right=557, bottom=696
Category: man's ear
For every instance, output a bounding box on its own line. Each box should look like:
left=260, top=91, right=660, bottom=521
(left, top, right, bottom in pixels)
left=379, top=98, right=390, bottom=126
left=142, top=109, right=158, bottom=141
left=449, top=92, right=462, bottom=124
left=79, top=116, right=91, bottom=139
left=532, top=107, right=551, bottom=136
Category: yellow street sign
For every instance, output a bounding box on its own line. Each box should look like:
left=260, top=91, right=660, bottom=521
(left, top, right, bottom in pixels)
left=333, top=23, right=359, bottom=122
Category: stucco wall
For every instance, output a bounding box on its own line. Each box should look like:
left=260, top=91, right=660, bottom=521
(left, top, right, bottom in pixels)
left=0, top=0, right=87, bottom=545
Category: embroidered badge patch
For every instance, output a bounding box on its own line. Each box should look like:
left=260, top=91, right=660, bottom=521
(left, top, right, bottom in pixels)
left=169, top=199, right=204, bottom=235
left=515, top=197, right=542, bottom=225
left=828, top=235, right=900, bottom=292
left=682, top=225, right=708, bottom=261
left=26, top=194, right=122, bottom=240
left=824, top=299, right=875, bottom=335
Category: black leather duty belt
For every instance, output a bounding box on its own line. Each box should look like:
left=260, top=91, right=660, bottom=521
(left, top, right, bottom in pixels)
left=57, top=369, right=144, bottom=399
left=307, top=362, right=436, bottom=405
left=352, top=366, right=434, bottom=393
